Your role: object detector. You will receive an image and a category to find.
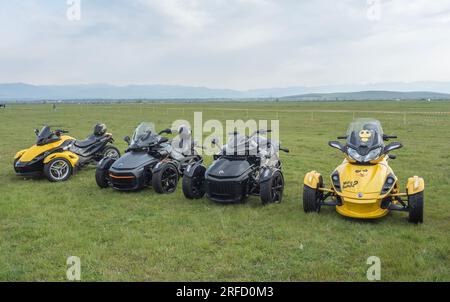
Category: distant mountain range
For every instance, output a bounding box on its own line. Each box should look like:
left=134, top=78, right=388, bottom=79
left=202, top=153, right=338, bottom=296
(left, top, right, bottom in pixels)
left=1, top=82, right=450, bottom=101
left=282, top=91, right=450, bottom=101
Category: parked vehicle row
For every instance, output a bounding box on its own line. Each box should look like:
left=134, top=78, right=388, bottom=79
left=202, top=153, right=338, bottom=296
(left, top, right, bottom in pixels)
left=13, top=119, right=425, bottom=224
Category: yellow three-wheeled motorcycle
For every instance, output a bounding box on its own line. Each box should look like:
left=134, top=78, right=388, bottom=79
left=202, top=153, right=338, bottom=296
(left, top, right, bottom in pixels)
left=303, top=119, right=424, bottom=224
left=14, top=124, right=120, bottom=182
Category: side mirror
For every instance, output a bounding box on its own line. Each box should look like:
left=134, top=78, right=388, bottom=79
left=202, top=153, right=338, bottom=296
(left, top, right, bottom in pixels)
left=158, top=128, right=172, bottom=135
left=34, top=129, right=39, bottom=136
left=384, top=142, right=402, bottom=153
left=328, top=141, right=346, bottom=152
left=211, top=138, right=222, bottom=149
left=124, top=136, right=131, bottom=145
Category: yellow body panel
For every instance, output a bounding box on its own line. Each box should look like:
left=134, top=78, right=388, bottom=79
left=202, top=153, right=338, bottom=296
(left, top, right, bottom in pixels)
left=43, top=151, right=79, bottom=167
left=14, top=149, right=28, bottom=160
left=16, top=135, right=75, bottom=162
left=333, top=157, right=395, bottom=219
left=304, top=171, right=322, bottom=189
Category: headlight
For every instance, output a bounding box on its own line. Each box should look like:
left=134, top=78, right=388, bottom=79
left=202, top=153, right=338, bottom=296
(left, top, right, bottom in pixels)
left=331, top=171, right=341, bottom=192
left=381, top=174, right=396, bottom=194
left=347, top=147, right=381, bottom=163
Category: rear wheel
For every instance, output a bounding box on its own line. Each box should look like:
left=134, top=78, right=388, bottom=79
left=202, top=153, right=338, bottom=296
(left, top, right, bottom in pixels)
left=408, top=191, right=424, bottom=224
left=102, top=146, right=121, bottom=160
left=44, top=158, right=72, bottom=182
left=182, top=165, right=206, bottom=199
left=152, top=164, right=179, bottom=194
left=260, top=170, right=284, bottom=205
left=303, top=176, right=323, bottom=213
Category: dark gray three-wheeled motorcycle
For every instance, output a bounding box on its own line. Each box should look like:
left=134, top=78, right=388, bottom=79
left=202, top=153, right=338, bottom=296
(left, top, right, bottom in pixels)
left=95, top=122, right=202, bottom=193
left=182, top=129, right=289, bottom=205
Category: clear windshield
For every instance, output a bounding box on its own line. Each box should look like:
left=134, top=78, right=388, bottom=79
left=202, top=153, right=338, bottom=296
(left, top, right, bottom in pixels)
left=224, top=133, right=258, bottom=155
left=131, top=122, right=156, bottom=144
left=36, top=126, right=58, bottom=145
left=346, top=119, right=384, bottom=149
left=38, top=126, right=52, bottom=139
left=345, top=119, right=384, bottom=162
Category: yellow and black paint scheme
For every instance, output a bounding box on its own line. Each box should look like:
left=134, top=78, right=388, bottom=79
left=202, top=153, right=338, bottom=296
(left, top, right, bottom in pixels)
left=303, top=119, right=424, bottom=224
left=14, top=124, right=120, bottom=182
left=14, top=134, right=77, bottom=178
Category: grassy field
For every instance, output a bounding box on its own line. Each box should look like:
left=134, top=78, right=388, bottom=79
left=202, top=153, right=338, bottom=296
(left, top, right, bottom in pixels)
left=0, top=101, right=449, bottom=281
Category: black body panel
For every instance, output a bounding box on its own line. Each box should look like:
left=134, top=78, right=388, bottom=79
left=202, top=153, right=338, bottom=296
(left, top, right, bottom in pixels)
left=108, top=151, right=158, bottom=191
left=205, top=158, right=254, bottom=203
left=69, top=135, right=110, bottom=161
left=14, top=160, right=44, bottom=177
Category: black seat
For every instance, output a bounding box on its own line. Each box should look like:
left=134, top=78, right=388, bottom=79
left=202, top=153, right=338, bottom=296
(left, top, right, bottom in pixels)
left=74, top=135, right=100, bottom=148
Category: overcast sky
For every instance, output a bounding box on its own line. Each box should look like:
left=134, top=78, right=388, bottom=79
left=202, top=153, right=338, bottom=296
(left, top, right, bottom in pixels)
left=0, top=0, right=449, bottom=90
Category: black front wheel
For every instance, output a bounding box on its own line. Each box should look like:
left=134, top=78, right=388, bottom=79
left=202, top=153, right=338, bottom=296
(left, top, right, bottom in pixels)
left=182, top=165, right=206, bottom=199
left=260, top=170, right=284, bottom=205
left=95, top=157, right=115, bottom=188
left=303, top=176, right=323, bottom=213
left=408, top=191, right=424, bottom=224
left=152, top=164, right=179, bottom=194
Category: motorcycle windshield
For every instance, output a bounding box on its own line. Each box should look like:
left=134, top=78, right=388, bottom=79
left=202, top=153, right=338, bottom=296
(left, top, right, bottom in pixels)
left=224, top=133, right=258, bottom=155
left=36, top=126, right=56, bottom=145
left=131, top=122, right=158, bottom=147
left=345, top=119, right=384, bottom=162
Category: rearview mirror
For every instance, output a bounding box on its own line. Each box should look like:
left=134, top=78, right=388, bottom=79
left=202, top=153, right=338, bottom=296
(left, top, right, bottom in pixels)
left=159, top=137, right=169, bottom=143
left=34, top=129, right=39, bottom=136
left=158, top=128, right=172, bottom=135
left=383, top=142, right=402, bottom=153
left=328, top=141, right=346, bottom=152
left=124, top=136, right=131, bottom=145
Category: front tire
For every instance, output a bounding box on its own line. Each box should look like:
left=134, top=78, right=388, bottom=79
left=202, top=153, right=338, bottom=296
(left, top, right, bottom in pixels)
left=303, top=176, right=323, bottom=213
left=152, top=164, right=179, bottom=194
left=260, top=170, right=284, bottom=205
left=95, top=161, right=113, bottom=189
left=44, top=158, right=73, bottom=182
left=408, top=191, right=424, bottom=224
left=182, top=165, right=206, bottom=199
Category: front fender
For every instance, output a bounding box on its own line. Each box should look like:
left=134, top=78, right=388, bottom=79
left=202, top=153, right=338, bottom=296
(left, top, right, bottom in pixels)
left=184, top=161, right=206, bottom=177
left=406, top=176, right=425, bottom=195
left=259, top=167, right=280, bottom=184
left=14, top=149, right=28, bottom=160
left=44, top=151, right=79, bottom=167
left=97, top=156, right=116, bottom=170
left=304, top=171, right=322, bottom=189
left=152, top=160, right=177, bottom=173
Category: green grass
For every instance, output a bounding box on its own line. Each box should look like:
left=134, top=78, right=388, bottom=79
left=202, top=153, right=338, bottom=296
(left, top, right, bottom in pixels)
left=0, top=101, right=449, bottom=281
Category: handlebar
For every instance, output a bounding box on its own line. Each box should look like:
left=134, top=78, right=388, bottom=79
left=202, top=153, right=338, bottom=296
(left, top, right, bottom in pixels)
left=383, top=134, right=397, bottom=141
left=279, top=147, right=289, bottom=153
left=337, top=136, right=347, bottom=139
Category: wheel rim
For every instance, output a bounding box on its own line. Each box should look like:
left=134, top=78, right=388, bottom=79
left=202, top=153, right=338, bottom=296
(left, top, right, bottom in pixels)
left=49, top=160, right=70, bottom=180
left=191, top=171, right=205, bottom=195
left=271, top=174, right=284, bottom=203
left=105, top=148, right=119, bottom=159
left=161, top=166, right=178, bottom=192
